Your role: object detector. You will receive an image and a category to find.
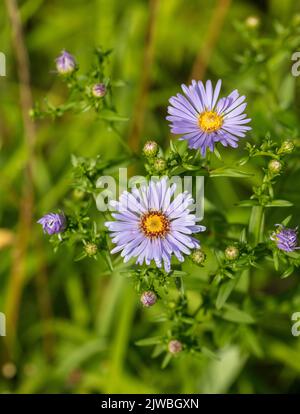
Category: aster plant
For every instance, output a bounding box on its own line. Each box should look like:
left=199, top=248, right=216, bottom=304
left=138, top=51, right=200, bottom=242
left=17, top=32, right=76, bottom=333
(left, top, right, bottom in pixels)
left=36, top=47, right=300, bottom=368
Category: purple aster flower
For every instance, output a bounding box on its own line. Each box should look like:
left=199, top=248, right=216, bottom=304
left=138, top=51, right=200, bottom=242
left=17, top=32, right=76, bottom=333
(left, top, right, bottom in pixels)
left=105, top=178, right=206, bottom=272
left=37, top=212, right=66, bottom=235
left=167, top=79, right=251, bottom=156
left=92, top=83, right=106, bottom=98
left=270, top=224, right=300, bottom=252
left=55, top=50, right=76, bottom=74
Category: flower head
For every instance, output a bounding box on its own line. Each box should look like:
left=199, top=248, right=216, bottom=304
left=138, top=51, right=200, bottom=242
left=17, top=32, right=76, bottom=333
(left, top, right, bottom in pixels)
left=140, top=291, right=157, bottom=307
left=271, top=225, right=300, bottom=252
left=37, top=212, right=66, bottom=235
left=168, top=339, right=183, bottom=354
left=278, top=140, right=294, bottom=154
left=143, top=140, right=159, bottom=158
left=268, top=159, right=282, bottom=174
left=153, top=158, right=167, bottom=173
left=167, top=79, right=251, bottom=156
left=92, top=83, right=106, bottom=98
left=105, top=178, right=206, bottom=272
left=190, top=248, right=206, bottom=265
left=225, top=245, right=239, bottom=260
left=55, top=50, right=76, bottom=74
left=84, top=242, right=98, bottom=257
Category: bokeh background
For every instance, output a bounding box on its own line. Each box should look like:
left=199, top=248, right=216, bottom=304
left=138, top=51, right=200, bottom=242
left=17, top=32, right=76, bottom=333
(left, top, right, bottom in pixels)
left=1, top=0, right=300, bottom=393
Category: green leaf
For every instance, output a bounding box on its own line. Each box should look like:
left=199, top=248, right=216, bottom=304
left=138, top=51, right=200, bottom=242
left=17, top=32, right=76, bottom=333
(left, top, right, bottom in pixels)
left=281, top=266, right=294, bottom=279
left=169, top=140, right=178, bottom=153
left=237, top=156, right=250, bottom=166
left=201, top=346, right=220, bottom=361
left=102, top=251, right=114, bottom=272
left=216, top=278, right=238, bottom=310
left=98, top=109, right=129, bottom=122
left=248, top=205, right=265, bottom=245
left=281, top=215, right=292, bottom=226
left=241, top=326, right=263, bottom=357
left=135, top=336, right=163, bottom=346
left=239, top=228, right=247, bottom=243
left=182, top=162, right=200, bottom=171
left=236, top=200, right=258, bottom=207
left=213, top=147, right=222, bottom=160
left=273, top=250, right=279, bottom=271
left=151, top=344, right=165, bottom=358
left=286, top=251, right=300, bottom=259
left=221, top=304, right=255, bottom=324
left=209, top=167, right=253, bottom=178
left=279, top=75, right=295, bottom=110
left=265, top=199, right=293, bottom=207
left=170, top=270, right=188, bottom=277
left=161, top=353, right=172, bottom=369
left=74, top=251, right=87, bottom=262
left=71, top=154, right=79, bottom=167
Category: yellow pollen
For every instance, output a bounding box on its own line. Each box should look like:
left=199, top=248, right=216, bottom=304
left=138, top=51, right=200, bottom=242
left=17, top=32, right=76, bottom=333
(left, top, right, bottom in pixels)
left=140, top=211, right=170, bottom=239
left=198, top=110, right=223, bottom=133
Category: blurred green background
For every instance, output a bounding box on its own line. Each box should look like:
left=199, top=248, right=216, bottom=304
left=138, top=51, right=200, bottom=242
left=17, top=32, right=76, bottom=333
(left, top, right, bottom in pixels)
left=1, top=0, right=300, bottom=394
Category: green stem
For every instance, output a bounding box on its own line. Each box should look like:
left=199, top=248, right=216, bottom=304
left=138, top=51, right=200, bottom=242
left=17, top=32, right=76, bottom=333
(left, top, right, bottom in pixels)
left=248, top=205, right=265, bottom=246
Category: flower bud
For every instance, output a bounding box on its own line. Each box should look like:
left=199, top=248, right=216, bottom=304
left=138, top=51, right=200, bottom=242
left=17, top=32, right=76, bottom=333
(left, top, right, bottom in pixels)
left=84, top=242, right=98, bottom=257
left=72, top=189, right=85, bottom=200
left=245, top=16, right=260, bottom=28
left=37, top=212, right=66, bottom=235
left=268, top=159, right=282, bottom=174
left=55, top=50, right=76, bottom=75
left=153, top=158, right=167, bottom=173
left=2, top=362, right=17, bottom=379
left=143, top=140, right=159, bottom=158
left=278, top=140, right=294, bottom=154
left=225, top=245, right=239, bottom=261
left=140, top=291, right=157, bottom=307
left=168, top=339, right=183, bottom=354
left=92, top=83, right=106, bottom=98
left=190, top=248, right=206, bottom=265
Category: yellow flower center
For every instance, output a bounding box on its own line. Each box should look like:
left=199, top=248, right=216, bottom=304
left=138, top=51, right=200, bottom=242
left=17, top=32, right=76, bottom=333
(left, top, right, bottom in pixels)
left=198, top=110, right=223, bottom=133
left=140, top=211, right=170, bottom=238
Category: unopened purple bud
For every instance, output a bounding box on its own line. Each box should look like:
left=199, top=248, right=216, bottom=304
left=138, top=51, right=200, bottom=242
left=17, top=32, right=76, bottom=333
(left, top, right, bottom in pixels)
left=140, top=291, right=157, bottom=307
left=55, top=50, right=76, bottom=74
left=37, top=212, right=66, bottom=235
left=143, top=141, right=159, bottom=158
left=92, top=83, right=106, bottom=98
left=271, top=224, right=300, bottom=252
left=168, top=339, right=183, bottom=354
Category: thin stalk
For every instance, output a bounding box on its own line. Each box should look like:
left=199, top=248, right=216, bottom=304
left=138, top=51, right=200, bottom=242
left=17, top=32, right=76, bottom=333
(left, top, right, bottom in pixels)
left=190, top=0, right=232, bottom=80
left=4, top=0, right=36, bottom=353
left=128, top=0, right=159, bottom=153
left=4, top=0, right=53, bottom=359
